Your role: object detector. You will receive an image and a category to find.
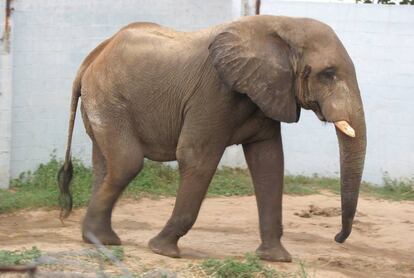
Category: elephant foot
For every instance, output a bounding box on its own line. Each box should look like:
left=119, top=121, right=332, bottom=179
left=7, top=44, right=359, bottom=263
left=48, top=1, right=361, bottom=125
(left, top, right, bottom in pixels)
left=148, top=235, right=180, bottom=258
left=256, top=243, right=292, bottom=262
left=82, top=226, right=121, bottom=245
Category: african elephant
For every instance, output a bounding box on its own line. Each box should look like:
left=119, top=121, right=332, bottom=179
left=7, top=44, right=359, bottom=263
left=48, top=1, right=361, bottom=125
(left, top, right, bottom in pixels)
left=58, top=15, right=366, bottom=262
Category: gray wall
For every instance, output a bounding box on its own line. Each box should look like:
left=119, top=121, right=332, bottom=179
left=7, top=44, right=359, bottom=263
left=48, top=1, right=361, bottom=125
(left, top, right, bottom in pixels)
left=0, top=0, right=413, bottom=188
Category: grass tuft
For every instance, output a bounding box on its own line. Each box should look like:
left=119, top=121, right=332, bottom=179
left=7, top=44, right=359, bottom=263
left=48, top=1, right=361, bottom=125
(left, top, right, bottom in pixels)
left=0, top=246, right=41, bottom=266
left=0, top=157, right=92, bottom=213
left=0, top=157, right=413, bottom=214
left=89, top=246, right=124, bottom=263
left=360, top=176, right=414, bottom=201
left=210, top=167, right=254, bottom=196
left=201, top=253, right=284, bottom=278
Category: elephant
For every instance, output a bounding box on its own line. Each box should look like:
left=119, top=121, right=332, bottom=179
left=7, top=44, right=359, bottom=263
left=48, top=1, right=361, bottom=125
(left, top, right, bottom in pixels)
left=58, top=15, right=366, bottom=262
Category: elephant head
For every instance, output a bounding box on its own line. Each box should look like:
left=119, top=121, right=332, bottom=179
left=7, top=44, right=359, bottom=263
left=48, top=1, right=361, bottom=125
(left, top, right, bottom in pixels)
left=209, top=15, right=366, bottom=243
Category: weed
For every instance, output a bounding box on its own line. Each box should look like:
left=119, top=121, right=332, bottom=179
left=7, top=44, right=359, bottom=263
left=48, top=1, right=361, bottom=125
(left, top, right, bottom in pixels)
left=201, top=253, right=284, bottom=278
left=1, top=157, right=413, bottom=214
left=209, top=167, right=253, bottom=196
left=285, top=174, right=339, bottom=195
left=360, top=175, right=414, bottom=201
left=0, top=246, right=41, bottom=266
left=0, top=157, right=92, bottom=213
left=103, top=246, right=124, bottom=262
left=86, top=246, right=124, bottom=263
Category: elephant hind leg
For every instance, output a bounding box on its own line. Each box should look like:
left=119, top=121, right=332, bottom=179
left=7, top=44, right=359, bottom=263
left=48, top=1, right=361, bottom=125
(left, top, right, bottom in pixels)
left=82, top=123, right=144, bottom=245
left=90, top=139, right=107, bottom=195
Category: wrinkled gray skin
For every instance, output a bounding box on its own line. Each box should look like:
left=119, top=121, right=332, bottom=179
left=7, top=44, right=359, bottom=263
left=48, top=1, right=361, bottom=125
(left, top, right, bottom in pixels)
left=59, top=15, right=366, bottom=262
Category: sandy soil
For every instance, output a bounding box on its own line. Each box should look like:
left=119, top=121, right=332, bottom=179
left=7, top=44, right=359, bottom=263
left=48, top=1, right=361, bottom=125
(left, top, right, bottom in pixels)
left=0, top=193, right=413, bottom=277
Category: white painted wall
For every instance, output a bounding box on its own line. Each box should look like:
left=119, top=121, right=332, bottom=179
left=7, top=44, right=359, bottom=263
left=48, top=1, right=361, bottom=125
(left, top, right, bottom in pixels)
left=262, top=1, right=414, bottom=184
left=7, top=0, right=241, bottom=184
left=1, top=0, right=413, bottom=187
left=0, top=0, right=13, bottom=189
left=224, top=1, right=414, bottom=184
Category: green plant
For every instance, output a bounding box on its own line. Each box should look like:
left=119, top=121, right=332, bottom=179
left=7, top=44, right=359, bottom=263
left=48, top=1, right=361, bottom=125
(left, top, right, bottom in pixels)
left=0, top=246, right=41, bottom=266
left=1, top=156, right=413, bottom=214
left=89, top=246, right=124, bottom=263
left=0, top=156, right=92, bottom=213
left=360, top=175, right=414, bottom=201
left=201, top=253, right=283, bottom=278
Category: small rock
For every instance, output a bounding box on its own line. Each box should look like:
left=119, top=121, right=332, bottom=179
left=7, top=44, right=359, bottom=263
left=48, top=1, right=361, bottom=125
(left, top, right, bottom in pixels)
left=294, top=211, right=311, bottom=218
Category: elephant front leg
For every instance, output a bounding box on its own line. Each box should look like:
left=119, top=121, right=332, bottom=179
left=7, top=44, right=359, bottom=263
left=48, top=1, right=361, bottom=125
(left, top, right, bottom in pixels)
left=149, top=146, right=225, bottom=258
left=243, top=132, right=292, bottom=262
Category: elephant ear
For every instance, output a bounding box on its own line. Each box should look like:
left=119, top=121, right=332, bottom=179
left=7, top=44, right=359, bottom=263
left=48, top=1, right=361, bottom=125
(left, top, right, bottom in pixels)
left=209, top=23, right=300, bottom=123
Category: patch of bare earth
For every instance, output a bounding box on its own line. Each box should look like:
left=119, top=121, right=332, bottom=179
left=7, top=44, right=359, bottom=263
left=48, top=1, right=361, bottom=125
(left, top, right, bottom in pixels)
left=0, top=193, right=413, bottom=277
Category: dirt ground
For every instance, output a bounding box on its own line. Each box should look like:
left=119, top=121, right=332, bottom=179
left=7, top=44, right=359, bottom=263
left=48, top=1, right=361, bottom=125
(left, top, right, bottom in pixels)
left=0, top=193, right=413, bottom=277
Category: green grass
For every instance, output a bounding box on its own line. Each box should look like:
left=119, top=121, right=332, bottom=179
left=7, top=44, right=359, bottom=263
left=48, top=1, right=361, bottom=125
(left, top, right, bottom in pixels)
left=0, top=246, right=314, bottom=277
left=201, top=254, right=285, bottom=278
left=0, top=247, right=309, bottom=277
left=0, top=158, right=93, bottom=213
left=0, top=247, right=41, bottom=266
left=107, top=246, right=124, bottom=262
left=200, top=254, right=315, bottom=278
left=88, top=246, right=124, bottom=263
left=0, top=157, right=413, bottom=213
left=360, top=176, right=414, bottom=201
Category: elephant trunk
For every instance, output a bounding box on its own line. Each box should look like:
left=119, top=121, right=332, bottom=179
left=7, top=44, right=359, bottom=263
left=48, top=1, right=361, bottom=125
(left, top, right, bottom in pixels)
left=334, top=104, right=366, bottom=243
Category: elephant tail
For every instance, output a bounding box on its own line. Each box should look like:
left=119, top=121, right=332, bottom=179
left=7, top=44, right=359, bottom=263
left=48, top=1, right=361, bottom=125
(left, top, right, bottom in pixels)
left=58, top=73, right=81, bottom=220
left=58, top=38, right=112, bottom=220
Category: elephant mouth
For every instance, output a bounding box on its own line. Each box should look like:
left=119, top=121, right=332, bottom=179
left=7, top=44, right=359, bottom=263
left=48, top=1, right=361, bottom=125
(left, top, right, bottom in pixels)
left=298, top=99, right=326, bottom=121
left=314, top=108, right=326, bottom=122
left=300, top=100, right=356, bottom=138
left=309, top=102, right=327, bottom=122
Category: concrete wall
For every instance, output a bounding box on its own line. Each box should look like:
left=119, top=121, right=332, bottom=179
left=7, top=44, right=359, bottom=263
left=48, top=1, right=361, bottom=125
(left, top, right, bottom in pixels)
left=1, top=0, right=413, bottom=187
left=0, top=0, right=13, bottom=188
left=261, top=1, right=414, bottom=184
left=7, top=0, right=242, bottom=185
left=224, top=1, right=414, bottom=184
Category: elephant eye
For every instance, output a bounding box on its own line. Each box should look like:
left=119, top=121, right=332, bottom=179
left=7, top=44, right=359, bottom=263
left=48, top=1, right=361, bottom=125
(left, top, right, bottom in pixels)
left=318, top=67, right=336, bottom=81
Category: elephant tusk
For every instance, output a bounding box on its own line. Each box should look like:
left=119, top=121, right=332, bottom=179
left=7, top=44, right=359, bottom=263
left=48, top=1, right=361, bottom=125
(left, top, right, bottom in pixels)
left=334, top=121, right=355, bottom=138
